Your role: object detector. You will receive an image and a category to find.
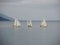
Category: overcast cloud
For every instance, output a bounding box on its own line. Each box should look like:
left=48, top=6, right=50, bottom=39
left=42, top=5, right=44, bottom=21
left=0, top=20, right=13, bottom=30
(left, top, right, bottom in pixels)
left=0, top=0, right=60, bottom=20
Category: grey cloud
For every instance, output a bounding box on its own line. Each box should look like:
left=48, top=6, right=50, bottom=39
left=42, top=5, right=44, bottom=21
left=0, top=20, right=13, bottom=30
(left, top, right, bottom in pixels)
left=0, top=0, right=60, bottom=20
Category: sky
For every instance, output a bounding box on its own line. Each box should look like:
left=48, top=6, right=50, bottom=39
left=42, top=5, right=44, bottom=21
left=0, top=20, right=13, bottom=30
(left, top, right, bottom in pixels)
left=0, top=0, right=60, bottom=20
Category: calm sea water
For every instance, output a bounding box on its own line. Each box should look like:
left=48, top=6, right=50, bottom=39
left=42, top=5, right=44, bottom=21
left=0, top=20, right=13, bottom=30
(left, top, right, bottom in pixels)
left=0, top=21, right=60, bottom=45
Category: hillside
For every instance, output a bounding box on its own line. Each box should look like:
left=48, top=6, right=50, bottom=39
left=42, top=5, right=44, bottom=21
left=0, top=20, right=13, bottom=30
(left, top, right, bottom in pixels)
left=0, top=13, right=14, bottom=21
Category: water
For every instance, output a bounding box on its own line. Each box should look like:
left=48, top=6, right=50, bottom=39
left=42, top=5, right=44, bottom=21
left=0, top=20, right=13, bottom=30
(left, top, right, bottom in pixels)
left=0, top=21, right=60, bottom=45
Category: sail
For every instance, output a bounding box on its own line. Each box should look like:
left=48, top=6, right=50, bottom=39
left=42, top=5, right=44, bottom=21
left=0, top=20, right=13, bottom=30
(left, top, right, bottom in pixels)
left=27, top=20, right=32, bottom=27
left=40, top=18, right=47, bottom=27
left=30, top=20, right=32, bottom=25
left=14, top=19, right=17, bottom=26
left=14, top=18, right=21, bottom=27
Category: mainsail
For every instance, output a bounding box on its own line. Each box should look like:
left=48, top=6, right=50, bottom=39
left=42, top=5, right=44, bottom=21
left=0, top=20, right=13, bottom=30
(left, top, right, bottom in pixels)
left=14, top=18, right=21, bottom=27
left=40, top=18, right=47, bottom=28
left=27, top=20, right=32, bottom=27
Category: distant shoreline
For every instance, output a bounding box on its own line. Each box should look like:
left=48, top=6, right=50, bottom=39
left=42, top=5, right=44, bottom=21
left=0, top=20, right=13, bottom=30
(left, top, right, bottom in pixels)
left=0, top=20, right=60, bottom=22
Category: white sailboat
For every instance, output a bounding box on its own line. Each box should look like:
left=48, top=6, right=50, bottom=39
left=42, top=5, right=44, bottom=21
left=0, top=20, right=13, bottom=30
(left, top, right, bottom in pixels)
left=40, top=18, right=47, bottom=28
left=13, top=18, right=21, bottom=27
left=27, top=20, right=32, bottom=27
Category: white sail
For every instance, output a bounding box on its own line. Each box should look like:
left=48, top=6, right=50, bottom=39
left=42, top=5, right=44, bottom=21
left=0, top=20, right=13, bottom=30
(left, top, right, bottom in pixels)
left=40, top=18, right=47, bottom=27
left=27, top=20, right=32, bottom=27
left=14, top=18, right=21, bottom=27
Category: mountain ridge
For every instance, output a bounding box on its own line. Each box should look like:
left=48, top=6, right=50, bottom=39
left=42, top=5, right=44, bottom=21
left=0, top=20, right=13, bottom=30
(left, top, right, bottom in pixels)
left=0, top=13, right=14, bottom=21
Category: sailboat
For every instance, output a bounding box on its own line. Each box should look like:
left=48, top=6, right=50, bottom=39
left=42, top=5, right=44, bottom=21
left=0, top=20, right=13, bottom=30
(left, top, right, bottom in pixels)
left=40, top=18, right=47, bottom=28
left=13, top=18, right=21, bottom=27
left=27, top=20, right=32, bottom=27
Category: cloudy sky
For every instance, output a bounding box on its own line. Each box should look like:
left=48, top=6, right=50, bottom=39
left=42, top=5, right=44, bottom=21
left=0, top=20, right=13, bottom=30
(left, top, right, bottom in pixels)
left=0, top=0, right=60, bottom=20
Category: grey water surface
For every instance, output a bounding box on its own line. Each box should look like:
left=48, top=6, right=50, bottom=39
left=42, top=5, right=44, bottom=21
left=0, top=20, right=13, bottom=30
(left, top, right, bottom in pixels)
left=0, top=21, right=60, bottom=45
